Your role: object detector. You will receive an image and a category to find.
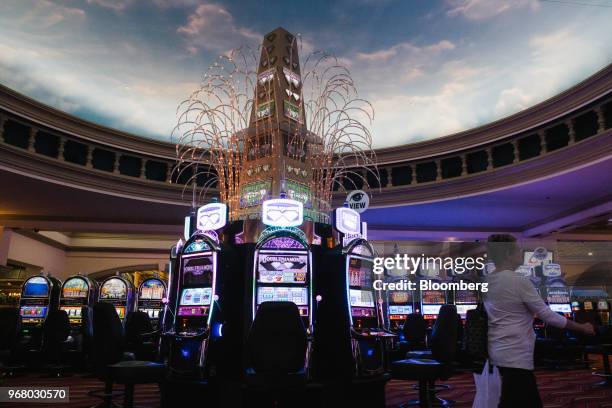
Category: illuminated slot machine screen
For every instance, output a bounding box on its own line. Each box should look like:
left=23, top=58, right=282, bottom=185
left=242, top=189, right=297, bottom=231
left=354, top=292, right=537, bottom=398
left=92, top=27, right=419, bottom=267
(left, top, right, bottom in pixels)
left=349, top=289, right=375, bottom=317
left=62, top=277, right=89, bottom=299
left=20, top=306, right=48, bottom=322
left=140, top=279, right=165, bottom=300
left=546, top=286, right=571, bottom=315
left=60, top=306, right=83, bottom=322
left=348, top=257, right=373, bottom=288
left=598, top=300, right=610, bottom=311
left=257, top=286, right=309, bottom=316
left=257, top=252, right=308, bottom=284
left=23, top=277, right=50, bottom=298
left=178, top=287, right=213, bottom=317
left=388, top=291, right=413, bottom=320
left=456, top=304, right=478, bottom=317
left=571, top=301, right=580, bottom=312
left=388, top=305, right=413, bottom=319
left=584, top=301, right=594, bottom=310
left=182, top=254, right=214, bottom=286
left=421, top=289, right=445, bottom=320
left=100, top=278, right=127, bottom=300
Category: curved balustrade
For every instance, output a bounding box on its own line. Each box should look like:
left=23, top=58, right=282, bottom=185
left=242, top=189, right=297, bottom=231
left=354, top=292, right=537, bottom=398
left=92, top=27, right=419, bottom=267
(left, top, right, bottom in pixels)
left=1, top=64, right=611, bottom=207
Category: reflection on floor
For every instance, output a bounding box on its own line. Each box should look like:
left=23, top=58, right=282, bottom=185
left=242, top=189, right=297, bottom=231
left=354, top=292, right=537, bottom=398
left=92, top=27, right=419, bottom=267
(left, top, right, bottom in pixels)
left=1, top=357, right=610, bottom=408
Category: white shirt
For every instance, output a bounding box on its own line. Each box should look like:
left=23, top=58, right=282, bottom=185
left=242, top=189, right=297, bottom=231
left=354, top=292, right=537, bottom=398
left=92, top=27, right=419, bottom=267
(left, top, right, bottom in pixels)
left=484, top=270, right=567, bottom=370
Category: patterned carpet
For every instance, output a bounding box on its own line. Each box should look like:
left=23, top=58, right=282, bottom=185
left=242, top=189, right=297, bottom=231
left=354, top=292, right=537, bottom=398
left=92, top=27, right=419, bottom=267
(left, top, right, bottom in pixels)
left=2, top=356, right=610, bottom=407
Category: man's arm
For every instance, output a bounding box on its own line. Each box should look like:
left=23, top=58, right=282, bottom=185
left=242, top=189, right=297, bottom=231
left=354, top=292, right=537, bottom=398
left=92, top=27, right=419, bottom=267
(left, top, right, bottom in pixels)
left=519, top=278, right=594, bottom=335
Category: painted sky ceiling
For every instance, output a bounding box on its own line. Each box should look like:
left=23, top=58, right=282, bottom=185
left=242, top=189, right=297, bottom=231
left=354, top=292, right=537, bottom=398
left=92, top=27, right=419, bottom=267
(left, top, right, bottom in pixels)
left=1, top=0, right=611, bottom=148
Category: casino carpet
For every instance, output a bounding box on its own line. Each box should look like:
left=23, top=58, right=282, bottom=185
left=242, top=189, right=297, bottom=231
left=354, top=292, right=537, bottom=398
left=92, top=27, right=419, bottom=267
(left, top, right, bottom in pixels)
left=2, top=357, right=610, bottom=408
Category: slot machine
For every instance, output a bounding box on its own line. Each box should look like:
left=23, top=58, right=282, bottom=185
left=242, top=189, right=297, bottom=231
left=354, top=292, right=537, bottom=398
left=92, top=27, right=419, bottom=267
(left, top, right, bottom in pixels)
left=19, top=274, right=61, bottom=350
left=253, top=198, right=313, bottom=328
left=542, top=264, right=572, bottom=318
left=59, top=275, right=97, bottom=331
left=314, top=206, right=390, bottom=382
left=451, top=276, right=479, bottom=321
left=98, top=275, right=134, bottom=322
left=387, top=289, right=414, bottom=332
left=418, top=263, right=447, bottom=328
left=165, top=201, right=229, bottom=380
left=137, top=277, right=166, bottom=328
left=596, top=300, right=610, bottom=325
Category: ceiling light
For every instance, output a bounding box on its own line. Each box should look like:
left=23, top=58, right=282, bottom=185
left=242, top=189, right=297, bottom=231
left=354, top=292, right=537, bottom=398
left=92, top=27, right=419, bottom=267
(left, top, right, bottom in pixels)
left=588, top=252, right=593, bottom=256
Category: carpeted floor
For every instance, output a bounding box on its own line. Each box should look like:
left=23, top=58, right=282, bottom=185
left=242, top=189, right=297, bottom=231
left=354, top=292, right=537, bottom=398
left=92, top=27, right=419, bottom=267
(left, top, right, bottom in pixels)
left=2, top=357, right=610, bottom=407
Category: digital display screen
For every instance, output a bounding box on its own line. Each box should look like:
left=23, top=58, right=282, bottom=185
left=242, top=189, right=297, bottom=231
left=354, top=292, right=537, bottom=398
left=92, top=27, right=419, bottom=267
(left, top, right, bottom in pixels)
left=546, top=287, right=570, bottom=304
left=389, top=305, right=413, bottom=315
left=62, top=277, right=89, bottom=298
left=140, top=279, right=165, bottom=300
left=140, top=308, right=161, bottom=319
left=100, top=278, right=127, bottom=299
left=419, top=264, right=441, bottom=278
left=421, top=290, right=445, bottom=305
left=60, top=306, right=82, bottom=318
left=584, top=301, right=593, bottom=310
left=549, top=304, right=571, bottom=313
left=179, top=288, right=213, bottom=306
left=182, top=255, right=214, bottom=286
left=257, top=286, right=308, bottom=306
left=390, top=291, right=411, bottom=303
left=456, top=304, right=478, bottom=317
left=257, top=252, right=307, bottom=284
left=455, top=290, right=478, bottom=304
left=20, top=306, right=48, bottom=318
left=349, top=289, right=375, bottom=308
left=23, top=277, right=49, bottom=298
left=422, top=304, right=442, bottom=315
left=348, top=257, right=373, bottom=288
left=598, top=300, right=609, bottom=310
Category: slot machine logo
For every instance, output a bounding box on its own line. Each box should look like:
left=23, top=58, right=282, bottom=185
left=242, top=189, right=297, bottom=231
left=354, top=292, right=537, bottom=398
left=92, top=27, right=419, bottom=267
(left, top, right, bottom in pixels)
left=262, top=199, right=303, bottom=227
left=197, top=203, right=227, bottom=231
left=543, top=263, right=562, bottom=277
left=334, top=207, right=361, bottom=235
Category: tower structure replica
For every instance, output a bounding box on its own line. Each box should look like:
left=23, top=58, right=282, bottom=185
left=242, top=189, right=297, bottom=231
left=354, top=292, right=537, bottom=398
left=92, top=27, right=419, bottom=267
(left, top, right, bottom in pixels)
left=237, top=27, right=321, bottom=222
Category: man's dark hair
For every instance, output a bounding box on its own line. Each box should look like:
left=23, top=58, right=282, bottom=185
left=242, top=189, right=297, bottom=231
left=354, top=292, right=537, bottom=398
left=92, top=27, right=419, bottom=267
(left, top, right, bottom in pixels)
left=486, top=234, right=518, bottom=266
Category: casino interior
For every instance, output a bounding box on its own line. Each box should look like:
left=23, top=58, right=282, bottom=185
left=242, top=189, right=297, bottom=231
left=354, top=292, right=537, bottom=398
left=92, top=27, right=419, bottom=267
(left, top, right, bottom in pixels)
left=0, top=26, right=611, bottom=408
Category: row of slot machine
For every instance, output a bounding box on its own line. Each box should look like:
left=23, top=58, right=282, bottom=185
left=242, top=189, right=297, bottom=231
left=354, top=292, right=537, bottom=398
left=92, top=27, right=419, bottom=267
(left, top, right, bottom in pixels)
left=384, top=248, right=612, bottom=331
left=385, top=266, right=480, bottom=331
left=520, top=248, right=611, bottom=326
left=159, top=200, right=391, bottom=384
left=18, top=273, right=167, bottom=349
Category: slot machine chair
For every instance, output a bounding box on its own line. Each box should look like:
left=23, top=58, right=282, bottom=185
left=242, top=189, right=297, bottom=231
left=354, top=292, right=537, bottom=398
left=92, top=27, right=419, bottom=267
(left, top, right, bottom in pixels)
left=244, top=302, right=315, bottom=407
left=89, top=302, right=165, bottom=408
left=398, top=313, right=428, bottom=355
left=125, top=311, right=159, bottom=361
left=41, top=309, right=73, bottom=377
left=535, top=318, right=587, bottom=370
left=391, top=305, right=458, bottom=408
left=0, top=307, right=25, bottom=377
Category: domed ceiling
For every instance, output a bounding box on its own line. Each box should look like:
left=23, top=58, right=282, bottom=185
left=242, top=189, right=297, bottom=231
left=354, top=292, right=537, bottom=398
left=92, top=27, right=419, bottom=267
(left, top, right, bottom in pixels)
left=0, top=0, right=611, bottom=148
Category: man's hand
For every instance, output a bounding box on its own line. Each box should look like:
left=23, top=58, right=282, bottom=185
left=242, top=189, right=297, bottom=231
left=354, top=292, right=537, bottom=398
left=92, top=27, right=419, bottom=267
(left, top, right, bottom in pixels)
left=580, top=322, right=595, bottom=336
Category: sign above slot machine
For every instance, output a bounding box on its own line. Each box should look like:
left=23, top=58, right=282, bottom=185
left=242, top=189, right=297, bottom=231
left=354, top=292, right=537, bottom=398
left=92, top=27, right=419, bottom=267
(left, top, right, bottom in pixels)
left=334, top=207, right=360, bottom=235
left=543, top=263, right=562, bottom=278
left=197, top=202, right=228, bottom=232
left=262, top=198, right=303, bottom=227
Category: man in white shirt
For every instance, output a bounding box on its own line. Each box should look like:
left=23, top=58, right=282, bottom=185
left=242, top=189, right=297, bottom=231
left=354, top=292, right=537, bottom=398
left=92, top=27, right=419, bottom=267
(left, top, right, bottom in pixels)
left=484, top=234, right=594, bottom=408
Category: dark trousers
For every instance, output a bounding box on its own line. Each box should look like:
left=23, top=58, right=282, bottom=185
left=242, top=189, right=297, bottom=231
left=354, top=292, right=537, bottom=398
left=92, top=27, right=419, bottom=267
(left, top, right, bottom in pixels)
left=498, top=367, right=543, bottom=408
